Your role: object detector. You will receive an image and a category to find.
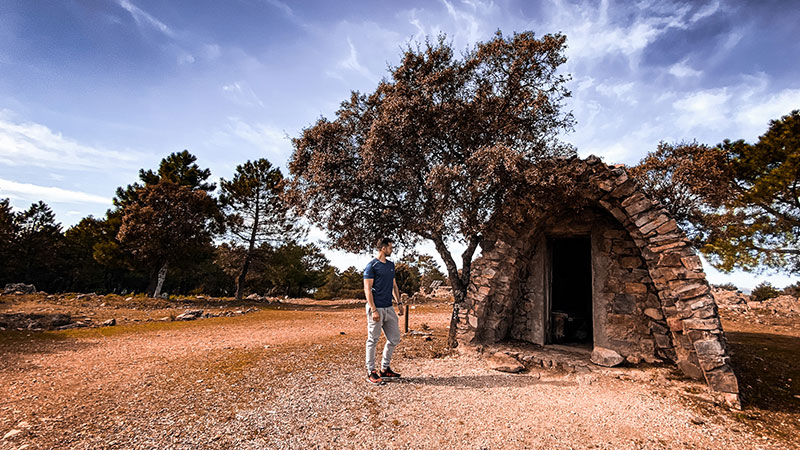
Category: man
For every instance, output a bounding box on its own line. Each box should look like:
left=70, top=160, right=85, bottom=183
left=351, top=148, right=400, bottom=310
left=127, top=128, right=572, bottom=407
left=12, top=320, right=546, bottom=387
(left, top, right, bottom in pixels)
left=363, top=237, right=404, bottom=384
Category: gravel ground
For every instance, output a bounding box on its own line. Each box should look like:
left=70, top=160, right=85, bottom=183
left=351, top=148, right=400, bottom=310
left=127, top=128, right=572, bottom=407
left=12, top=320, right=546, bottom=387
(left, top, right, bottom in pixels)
left=0, top=300, right=795, bottom=450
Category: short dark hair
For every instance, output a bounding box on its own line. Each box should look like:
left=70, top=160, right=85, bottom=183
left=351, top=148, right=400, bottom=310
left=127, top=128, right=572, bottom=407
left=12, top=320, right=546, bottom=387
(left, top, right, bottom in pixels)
left=376, top=237, right=393, bottom=250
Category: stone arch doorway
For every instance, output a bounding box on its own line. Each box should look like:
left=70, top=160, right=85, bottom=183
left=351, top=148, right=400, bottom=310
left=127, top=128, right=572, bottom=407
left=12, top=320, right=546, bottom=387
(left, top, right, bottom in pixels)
left=456, top=156, right=740, bottom=407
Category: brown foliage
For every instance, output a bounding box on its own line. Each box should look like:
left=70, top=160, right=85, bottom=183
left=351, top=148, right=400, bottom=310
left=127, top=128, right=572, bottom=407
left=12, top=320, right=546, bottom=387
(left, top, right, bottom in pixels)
left=117, top=180, right=221, bottom=283
left=288, top=31, right=575, bottom=314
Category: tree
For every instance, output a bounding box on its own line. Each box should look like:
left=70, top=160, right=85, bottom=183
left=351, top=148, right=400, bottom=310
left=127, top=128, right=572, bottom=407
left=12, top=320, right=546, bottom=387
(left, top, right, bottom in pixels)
left=220, top=158, right=302, bottom=300
left=117, top=180, right=221, bottom=297
left=0, top=198, right=19, bottom=284
left=115, top=150, right=216, bottom=207
left=260, top=241, right=329, bottom=297
left=12, top=201, right=66, bottom=291
left=288, top=31, right=575, bottom=345
left=400, top=252, right=447, bottom=292
left=62, top=216, right=112, bottom=292
left=395, top=262, right=421, bottom=295
left=631, top=110, right=800, bottom=274
left=113, top=150, right=221, bottom=296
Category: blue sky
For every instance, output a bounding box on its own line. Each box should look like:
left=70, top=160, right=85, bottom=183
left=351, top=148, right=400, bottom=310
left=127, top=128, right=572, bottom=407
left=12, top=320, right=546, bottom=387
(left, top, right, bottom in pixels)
left=1, top=0, right=799, bottom=290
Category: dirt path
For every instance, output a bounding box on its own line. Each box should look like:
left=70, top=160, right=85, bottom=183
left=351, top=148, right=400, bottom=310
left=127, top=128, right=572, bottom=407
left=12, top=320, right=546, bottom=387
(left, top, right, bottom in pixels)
left=0, top=302, right=796, bottom=450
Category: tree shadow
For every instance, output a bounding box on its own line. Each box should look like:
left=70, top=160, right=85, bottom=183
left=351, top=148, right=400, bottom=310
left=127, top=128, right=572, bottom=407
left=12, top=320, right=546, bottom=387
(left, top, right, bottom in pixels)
left=0, top=329, right=99, bottom=371
left=396, top=374, right=577, bottom=388
left=725, top=330, right=800, bottom=414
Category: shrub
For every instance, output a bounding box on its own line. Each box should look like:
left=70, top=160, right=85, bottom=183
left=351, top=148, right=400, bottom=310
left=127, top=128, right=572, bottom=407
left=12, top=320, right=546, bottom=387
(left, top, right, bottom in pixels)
left=713, top=282, right=739, bottom=291
left=751, top=281, right=779, bottom=302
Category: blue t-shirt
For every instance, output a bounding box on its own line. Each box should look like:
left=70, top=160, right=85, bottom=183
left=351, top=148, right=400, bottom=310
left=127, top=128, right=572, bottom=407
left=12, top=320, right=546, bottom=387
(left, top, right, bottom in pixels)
left=363, top=258, right=395, bottom=307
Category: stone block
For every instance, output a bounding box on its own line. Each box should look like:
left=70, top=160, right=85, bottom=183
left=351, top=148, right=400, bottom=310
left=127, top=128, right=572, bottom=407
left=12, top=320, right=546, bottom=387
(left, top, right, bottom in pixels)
left=649, top=320, right=668, bottom=334
left=639, top=215, right=670, bottom=234
left=611, top=179, right=637, bottom=198
left=666, top=316, right=683, bottom=331
left=657, top=253, right=683, bottom=267
left=643, top=308, right=663, bottom=320
left=612, top=294, right=636, bottom=314
left=655, top=221, right=678, bottom=234
left=624, top=198, right=652, bottom=216
left=671, top=282, right=710, bottom=300
left=694, top=338, right=725, bottom=357
left=681, top=255, right=703, bottom=271
left=682, top=318, right=721, bottom=331
left=677, top=358, right=705, bottom=380
left=591, top=347, right=624, bottom=367
left=620, top=256, right=643, bottom=269
left=653, top=332, right=672, bottom=348
left=649, top=241, right=686, bottom=253
left=624, top=282, right=648, bottom=294
left=704, top=365, right=739, bottom=394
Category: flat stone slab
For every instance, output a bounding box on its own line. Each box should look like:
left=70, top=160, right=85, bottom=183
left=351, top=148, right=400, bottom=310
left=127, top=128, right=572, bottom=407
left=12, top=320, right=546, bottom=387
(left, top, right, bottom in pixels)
left=591, top=347, right=624, bottom=367
left=487, top=352, right=525, bottom=373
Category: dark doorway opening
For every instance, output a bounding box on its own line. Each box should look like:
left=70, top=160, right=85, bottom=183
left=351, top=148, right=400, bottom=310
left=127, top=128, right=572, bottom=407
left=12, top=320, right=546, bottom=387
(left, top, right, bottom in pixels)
left=549, top=236, right=593, bottom=345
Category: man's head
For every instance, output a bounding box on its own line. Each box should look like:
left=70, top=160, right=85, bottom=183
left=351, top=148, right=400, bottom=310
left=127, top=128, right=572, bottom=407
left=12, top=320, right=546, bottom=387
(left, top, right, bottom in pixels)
left=376, top=237, right=394, bottom=256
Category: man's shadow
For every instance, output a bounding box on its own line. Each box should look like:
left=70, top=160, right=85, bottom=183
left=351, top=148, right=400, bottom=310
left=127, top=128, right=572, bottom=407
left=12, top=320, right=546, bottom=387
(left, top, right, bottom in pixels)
left=392, top=374, right=577, bottom=388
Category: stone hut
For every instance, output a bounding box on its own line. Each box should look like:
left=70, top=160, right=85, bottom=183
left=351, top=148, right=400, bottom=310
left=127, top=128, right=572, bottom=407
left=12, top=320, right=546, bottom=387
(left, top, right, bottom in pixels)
left=455, top=155, right=740, bottom=407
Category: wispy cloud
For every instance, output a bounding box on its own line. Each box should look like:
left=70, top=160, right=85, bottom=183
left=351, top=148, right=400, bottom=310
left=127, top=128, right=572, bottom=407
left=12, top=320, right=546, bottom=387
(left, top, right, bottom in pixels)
left=220, top=117, right=292, bottom=157
left=115, top=0, right=177, bottom=39
left=333, top=37, right=379, bottom=82
left=0, top=178, right=111, bottom=205
left=0, top=111, right=143, bottom=171
left=668, top=59, right=702, bottom=78
left=222, top=82, right=266, bottom=108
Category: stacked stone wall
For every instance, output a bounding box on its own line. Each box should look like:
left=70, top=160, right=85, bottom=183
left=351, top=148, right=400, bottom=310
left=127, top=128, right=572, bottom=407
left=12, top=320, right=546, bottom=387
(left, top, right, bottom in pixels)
left=457, top=155, right=740, bottom=407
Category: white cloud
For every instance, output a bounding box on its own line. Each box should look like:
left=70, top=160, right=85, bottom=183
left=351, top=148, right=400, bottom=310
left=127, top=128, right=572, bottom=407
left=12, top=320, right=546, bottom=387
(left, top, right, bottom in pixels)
left=115, top=0, right=176, bottom=38
left=690, top=0, right=721, bottom=23
left=668, top=60, right=702, bottom=78
left=0, top=178, right=111, bottom=205
left=334, top=37, right=379, bottom=82
left=203, top=44, right=221, bottom=60
left=594, top=80, right=637, bottom=104
left=222, top=117, right=292, bottom=156
left=734, top=88, right=800, bottom=140
left=0, top=111, right=144, bottom=171
left=177, top=52, right=195, bottom=65
left=222, top=81, right=265, bottom=108
left=672, top=88, right=732, bottom=130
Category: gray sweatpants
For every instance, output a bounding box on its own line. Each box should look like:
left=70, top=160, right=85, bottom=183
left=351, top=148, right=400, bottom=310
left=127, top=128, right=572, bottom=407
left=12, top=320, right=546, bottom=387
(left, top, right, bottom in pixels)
left=365, top=303, right=402, bottom=373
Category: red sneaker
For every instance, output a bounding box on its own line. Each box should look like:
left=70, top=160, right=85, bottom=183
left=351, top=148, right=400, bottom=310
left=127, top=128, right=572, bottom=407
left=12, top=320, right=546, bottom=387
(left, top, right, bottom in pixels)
left=366, top=370, right=384, bottom=384
left=379, top=367, right=401, bottom=378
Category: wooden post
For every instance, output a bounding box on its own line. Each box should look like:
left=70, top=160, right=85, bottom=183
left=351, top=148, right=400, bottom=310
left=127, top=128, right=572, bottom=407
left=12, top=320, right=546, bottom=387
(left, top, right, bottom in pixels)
left=404, top=304, right=409, bottom=333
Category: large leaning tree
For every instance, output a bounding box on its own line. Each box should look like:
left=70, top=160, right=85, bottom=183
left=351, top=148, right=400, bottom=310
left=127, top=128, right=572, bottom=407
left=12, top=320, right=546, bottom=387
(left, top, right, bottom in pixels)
left=631, top=109, right=800, bottom=274
left=219, top=158, right=303, bottom=300
left=288, top=31, right=575, bottom=345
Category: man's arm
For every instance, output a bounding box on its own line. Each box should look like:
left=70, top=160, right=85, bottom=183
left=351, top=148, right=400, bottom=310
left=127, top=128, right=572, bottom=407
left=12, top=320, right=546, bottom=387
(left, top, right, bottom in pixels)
left=364, top=278, right=378, bottom=312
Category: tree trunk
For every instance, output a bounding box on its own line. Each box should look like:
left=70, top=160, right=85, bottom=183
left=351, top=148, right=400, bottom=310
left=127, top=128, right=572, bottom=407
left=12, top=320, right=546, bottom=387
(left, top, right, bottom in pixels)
left=153, top=261, right=168, bottom=298
left=235, top=203, right=260, bottom=301
left=234, top=254, right=252, bottom=301
left=430, top=234, right=480, bottom=348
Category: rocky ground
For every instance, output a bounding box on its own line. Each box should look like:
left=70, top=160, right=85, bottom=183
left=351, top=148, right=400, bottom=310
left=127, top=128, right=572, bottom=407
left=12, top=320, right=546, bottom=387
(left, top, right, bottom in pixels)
left=0, top=292, right=798, bottom=450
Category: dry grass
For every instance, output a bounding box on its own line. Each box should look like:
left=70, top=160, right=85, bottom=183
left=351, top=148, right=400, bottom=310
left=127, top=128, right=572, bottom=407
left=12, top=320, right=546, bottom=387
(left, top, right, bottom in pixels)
left=0, top=294, right=797, bottom=449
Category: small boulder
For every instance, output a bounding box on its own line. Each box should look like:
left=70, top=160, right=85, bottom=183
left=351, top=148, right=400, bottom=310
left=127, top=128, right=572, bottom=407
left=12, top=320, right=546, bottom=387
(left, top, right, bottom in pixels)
left=487, top=352, right=524, bottom=373
left=591, top=347, right=624, bottom=367
left=3, top=283, right=36, bottom=295
left=175, top=310, right=203, bottom=321
left=102, top=318, right=116, bottom=326
left=246, top=293, right=261, bottom=301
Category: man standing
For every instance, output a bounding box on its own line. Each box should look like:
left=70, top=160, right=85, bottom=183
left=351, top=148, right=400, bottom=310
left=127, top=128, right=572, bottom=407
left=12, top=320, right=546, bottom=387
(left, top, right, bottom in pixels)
left=363, top=237, right=404, bottom=384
